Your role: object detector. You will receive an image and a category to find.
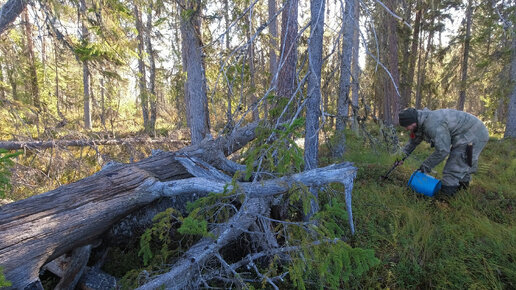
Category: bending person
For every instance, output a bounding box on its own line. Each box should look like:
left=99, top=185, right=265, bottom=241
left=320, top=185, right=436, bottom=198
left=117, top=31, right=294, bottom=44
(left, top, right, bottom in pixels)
left=398, top=108, right=489, bottom=197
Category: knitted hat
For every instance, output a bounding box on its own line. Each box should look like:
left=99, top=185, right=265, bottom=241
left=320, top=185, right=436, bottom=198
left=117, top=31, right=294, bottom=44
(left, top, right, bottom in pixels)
left=399, top=108, right=418, bottom=127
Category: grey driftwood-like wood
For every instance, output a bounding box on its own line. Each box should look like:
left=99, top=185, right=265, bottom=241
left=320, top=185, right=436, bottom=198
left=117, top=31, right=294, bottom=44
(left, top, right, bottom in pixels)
left=0, top=123, right=258, bottom=289
left=136, top=162, right=357, bottom=290
left=0, top=122, right=357, bottom=289
left=0, top=137, right=188, bottom=150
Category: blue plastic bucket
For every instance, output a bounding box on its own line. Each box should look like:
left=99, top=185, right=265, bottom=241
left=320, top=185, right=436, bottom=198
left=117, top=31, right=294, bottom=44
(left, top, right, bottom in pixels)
left=408, top=171, right=442, bottom=197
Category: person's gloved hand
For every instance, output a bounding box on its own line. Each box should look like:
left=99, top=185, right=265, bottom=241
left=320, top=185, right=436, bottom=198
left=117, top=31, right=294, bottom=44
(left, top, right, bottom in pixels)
left=418, top=164, right=431, bottom=173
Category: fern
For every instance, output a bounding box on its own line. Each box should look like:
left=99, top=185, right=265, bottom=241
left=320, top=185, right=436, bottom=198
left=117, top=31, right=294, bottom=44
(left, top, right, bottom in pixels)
left=289, top=241, right=380, bottom=290
left=138, top=208, right=180, bottom=266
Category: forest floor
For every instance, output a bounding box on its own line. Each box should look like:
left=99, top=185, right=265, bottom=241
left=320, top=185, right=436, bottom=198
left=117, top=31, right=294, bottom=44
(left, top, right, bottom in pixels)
left=4, top=125, right=516, bottom=289
left=336, top=129, right=515, bottom=288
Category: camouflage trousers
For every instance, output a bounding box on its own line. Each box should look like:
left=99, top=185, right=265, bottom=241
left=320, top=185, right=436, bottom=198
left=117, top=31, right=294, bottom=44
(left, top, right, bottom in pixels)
left=442, top=132, right=489, bottom=187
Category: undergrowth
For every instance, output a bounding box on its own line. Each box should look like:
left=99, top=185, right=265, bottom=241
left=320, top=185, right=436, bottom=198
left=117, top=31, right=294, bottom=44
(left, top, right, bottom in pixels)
left=340, top=128, right=515, bottom=289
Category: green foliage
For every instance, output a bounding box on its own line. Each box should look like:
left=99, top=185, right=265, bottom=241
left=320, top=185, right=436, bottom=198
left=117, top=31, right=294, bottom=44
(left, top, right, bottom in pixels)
left=138, top=208, right=181, bottom=266
left=177, top=215, right=212, bottom=238
left=0, top=149, right=21, bottom=199
left=244, top=120, right=305, bottom=180
left=0, top=267, right=11, bottom=288
left=289, top=241, right=380, bottom=290
left=284, top=198, right=380, bottom=289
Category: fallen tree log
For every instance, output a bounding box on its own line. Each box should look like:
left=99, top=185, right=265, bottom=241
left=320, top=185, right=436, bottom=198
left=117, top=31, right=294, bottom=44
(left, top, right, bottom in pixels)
left=0, top=137, right=189, bottom=151
left=0, top=122, right=357, bottom=289
left=0, top=123, right=258, bottom=289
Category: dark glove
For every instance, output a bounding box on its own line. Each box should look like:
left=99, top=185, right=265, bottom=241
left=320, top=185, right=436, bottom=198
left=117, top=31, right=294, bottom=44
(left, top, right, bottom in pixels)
left=418, top=164, right=430, bottom=174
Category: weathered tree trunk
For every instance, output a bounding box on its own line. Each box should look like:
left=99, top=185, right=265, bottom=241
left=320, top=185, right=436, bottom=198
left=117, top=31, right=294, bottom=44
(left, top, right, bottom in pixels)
left=136, top=162, right=356, bottom=290
left=0, top=0, right=26, bottom=36
left=335, top=0, right=355, bottom=157
left=267, top=0, right=278, bottom=120
left=247, top=6, right=259, bottom=122
left=0, top=63, right=5, bottom=101
left=400, top=1, right=422, bottom=109
left=384, top=0, right=400, bottom=125
left=0, top=123, right=258, bottom=289
left=0, top=137, right=189, bottom=150
left=134, top=3, right=149, bottom=132
left=305, top=0, right=325, bottom=171
left=80, top=0, right=92, bottom=130
left=304, top=0, right=325, bottom=218
left=415, top=18, right=434, bottom=110
left=350, top=0, right=360, bottom=133
left=180, top=0, right=210, bottom=145
left=457, top=0, right=473, bottom=111
left=505, top=21, right=516, bottom=137
left=22, top=9, right=40, bottom=110
left=146, top=4, right=157, bottom=135
left=0, top=122, right=357, bottom=290
left=277, top=0, right=298, bottom=105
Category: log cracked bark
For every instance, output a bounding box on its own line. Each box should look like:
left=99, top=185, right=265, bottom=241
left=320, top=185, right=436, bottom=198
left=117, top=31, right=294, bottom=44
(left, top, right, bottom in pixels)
left=0, top=122, right=357, bottom=289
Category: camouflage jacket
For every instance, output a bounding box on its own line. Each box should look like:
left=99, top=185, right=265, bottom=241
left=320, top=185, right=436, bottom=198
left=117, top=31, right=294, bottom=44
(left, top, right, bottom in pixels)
left=403, top=108, right=489, bottom=171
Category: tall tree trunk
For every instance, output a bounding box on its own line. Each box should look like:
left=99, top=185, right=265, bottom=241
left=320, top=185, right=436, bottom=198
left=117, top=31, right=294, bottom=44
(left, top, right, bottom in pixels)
left=277, top=0, right=298, bottom=105
left=248, top=6, right=258, bottom=121
left=504, top=22, right=516, bottom=137
left=384, top=0, right=400, bottom=125
left=350, top=0, right=360, bottom=133
left=80, top=0, right=92, bottom=130
left=400, top=1, right=422, bottom=108
left=54, top=39, right=63, bottom=119
left=0, top=0, right=27, bottom=35
left=22, top=9, right=40, bottom=110
left=133, top=4, right=149, bottom=132
left=146, top=4, right=157, bottom=135
left=457, top=0, right=473, bottom=111
left=305, top=0, right=325, bottom=218
left=223, top=0, right=233, bottom=126
left=180, top=0, right=210, bottom=144
left=305, top=0, right=325, bottom=170
left=335, top=0, right=354, bottom=157
left=267, top=0, right=278, bottom=120
left=100, top=77, right=105, bottom=128
left=0, top=63, right=5, bottom=101
left=415, top=19, right=434, bottom=109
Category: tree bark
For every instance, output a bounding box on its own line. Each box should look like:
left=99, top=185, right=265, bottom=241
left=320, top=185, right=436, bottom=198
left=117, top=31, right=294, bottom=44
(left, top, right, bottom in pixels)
left=350, top=0, right=360, bottom=133
left=400, top=1, right=422, bottom=109
left=305, top=0, right=325, bottom=171
left=277, top=0, right=298, bottom=103
left=0, top=137, right=189, bottom=150
left=0, top=122, right=357, bottom=290
left=180, top=0, right=210, bottom=145
left=22, top=9, right=40, bottom=110
left=80, top=0, right=92, bottom=130
left=335, top=0, right=355, bottom=157
left=457, top=0, right=473, bottom=111
left=384, top=0, right=400, bottom=125
left=504, top=21, right=516, bottom=137
left=146, top=4, right=157, bottom=135
left=0, top=122, right=258, bottom=289
left=134, top=3, right=149, bottom=132
left=0, top=0, right=26, bottom=36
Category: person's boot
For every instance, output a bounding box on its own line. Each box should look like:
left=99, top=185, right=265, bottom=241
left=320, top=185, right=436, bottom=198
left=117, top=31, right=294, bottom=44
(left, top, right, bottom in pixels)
left=441, top=185, right=459, bottom=195
left=459, top=181, right=470, bottom=191
left=436, top=185, right=459, bottom=201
